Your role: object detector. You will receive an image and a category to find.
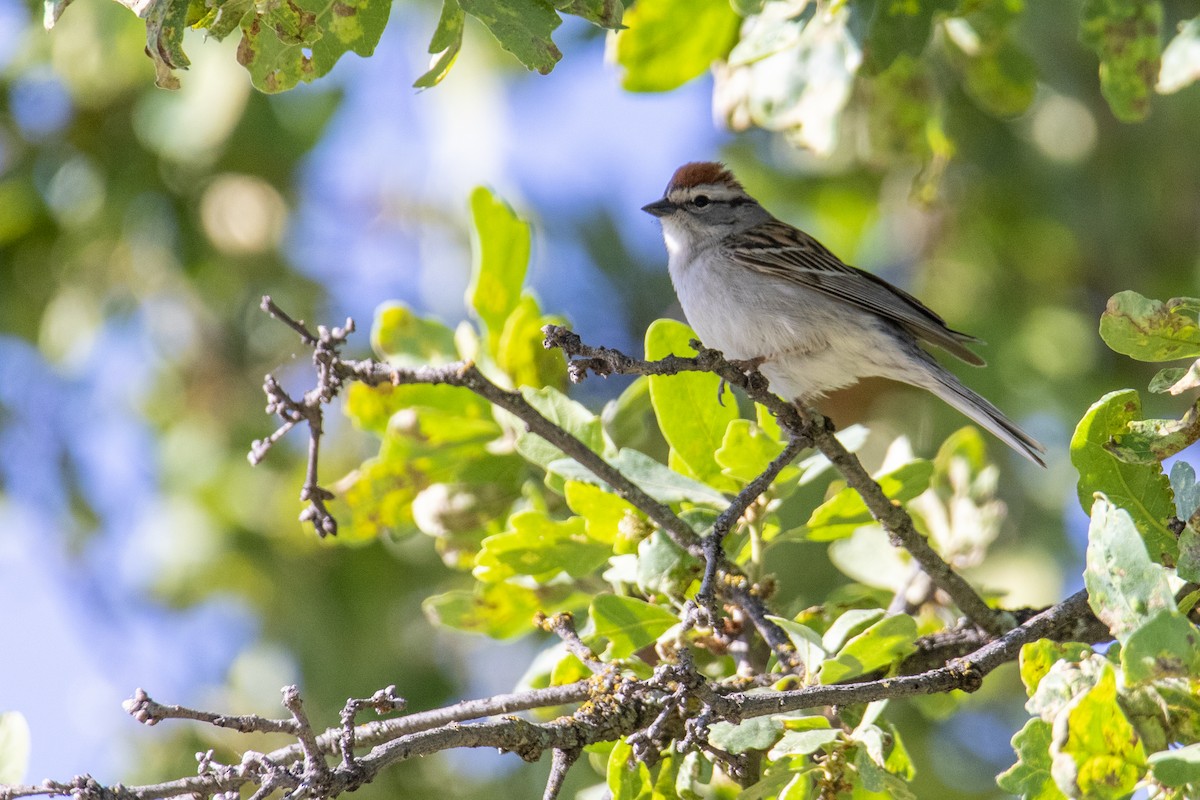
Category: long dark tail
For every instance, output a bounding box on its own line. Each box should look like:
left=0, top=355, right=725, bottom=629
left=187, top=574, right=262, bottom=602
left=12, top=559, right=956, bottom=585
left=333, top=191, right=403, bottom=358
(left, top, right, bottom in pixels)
left=921, top=368, right=1046, bottom=467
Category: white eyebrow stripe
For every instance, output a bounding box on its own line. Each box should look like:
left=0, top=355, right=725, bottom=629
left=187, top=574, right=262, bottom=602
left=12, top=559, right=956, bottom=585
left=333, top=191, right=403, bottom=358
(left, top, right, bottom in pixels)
left=667, top=183, right=748, bottom=203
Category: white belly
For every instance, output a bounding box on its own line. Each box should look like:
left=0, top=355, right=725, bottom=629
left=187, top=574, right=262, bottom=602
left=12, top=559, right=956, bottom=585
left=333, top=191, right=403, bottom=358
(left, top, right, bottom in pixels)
left=667, top=248, right=908, bottom=401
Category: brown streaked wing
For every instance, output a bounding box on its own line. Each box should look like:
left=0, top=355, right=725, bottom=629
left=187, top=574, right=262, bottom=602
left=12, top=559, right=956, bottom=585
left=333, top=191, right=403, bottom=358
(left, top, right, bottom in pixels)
left=726, top=220, right=986, bottom=366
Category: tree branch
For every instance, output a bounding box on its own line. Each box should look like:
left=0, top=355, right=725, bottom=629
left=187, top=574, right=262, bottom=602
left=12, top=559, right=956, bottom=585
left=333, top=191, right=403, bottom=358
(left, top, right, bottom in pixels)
left=543, top=324, right=1013, bottom=637
left=1, top=591, right=1108, bottom=800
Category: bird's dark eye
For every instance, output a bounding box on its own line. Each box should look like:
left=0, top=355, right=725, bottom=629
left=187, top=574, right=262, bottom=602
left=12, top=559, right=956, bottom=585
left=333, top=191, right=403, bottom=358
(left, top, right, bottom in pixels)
left=692, top=195, right=711, bottom=208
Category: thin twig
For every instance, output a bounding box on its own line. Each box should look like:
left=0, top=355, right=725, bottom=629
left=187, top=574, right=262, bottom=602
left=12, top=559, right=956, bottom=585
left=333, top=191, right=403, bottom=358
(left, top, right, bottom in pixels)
left=538, top=612, right=607, bottom=674
left=542, top=748, right=580, bottom=800
left=696, top=434, right=810, bottom=617
left=543, top=324, right=1013, bottom=637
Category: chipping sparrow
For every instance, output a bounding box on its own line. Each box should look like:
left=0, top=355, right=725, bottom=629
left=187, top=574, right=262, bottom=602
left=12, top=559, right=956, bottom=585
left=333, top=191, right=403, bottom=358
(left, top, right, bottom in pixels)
left=643, top=162, right=1046, bottom=467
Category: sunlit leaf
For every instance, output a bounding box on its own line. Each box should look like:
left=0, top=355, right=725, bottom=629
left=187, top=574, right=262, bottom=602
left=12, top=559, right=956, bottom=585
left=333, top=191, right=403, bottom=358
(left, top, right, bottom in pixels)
left=564, top=481, right=642, bottom=545
left=805, top=460, right=933, bottom=540
left=645, top=319, right=739, bottom=492
left=1106, top=399, right=1200, bottom=464
left=1019, top=640, right=1093, bottom=697
left=1084, top=496, right=1175, bottom=643
left=997, top=719, right=1064, bottom=799
left=715, top=418, right=799, bottom=487
left=1119, top=608, right=1200, bottom=684
left=236, top=0, right=390, bottom=92
left=708, top=715, right=784, bottom=754
left=0, top=712, right=30, bottom=785
left=610, top=0, right=739, bottom=92
left=371, top=301, right=459, bottom=366
left=1158, top=16, right=1200, bottom=93
left=1099, top=291, right=1200, bottom=362
left=1080, top=0, right=1163, bottom=121
left=548, top=448, right=728, bottom=505
left=587, top=593, right=677, bottom=660
left=716, top=1, right=863, bottom=156
left=497, top=294, right=567, bottom=390
left=515, top=386, right=611, bottom=469
left=818, top=613, right=918, bottom=684
left=424, top=582, right=572, bottom=638
left=414, top=0, right=465, bottom=88
left=467, top=186, right=531, bottom=350
left=1070, top=390, right=1176, bottom=563
left=1052, top=661, right=1146, bottom=799
left=607, top=737, right=652, bottom=800
left=474, top=510, right=610, bottom=583
left=1149, top=743, right=1200, bottom=787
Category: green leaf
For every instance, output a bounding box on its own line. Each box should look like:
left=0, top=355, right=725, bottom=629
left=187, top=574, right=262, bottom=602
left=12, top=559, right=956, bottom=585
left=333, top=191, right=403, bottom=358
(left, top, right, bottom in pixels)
left=769, top=726, right=840, bottom=758
left=145, top=0, right=191, bottom=89
left=805, top=460, right=934, bottom=541
left=548, top=448, right=729, bottom=505
left=1179, top=524, right=1200, bottom=583
left=719, top=3, right=864, bottom=156
left=708, top=715, right=784, bottom=754
left=765, top=615, right=827, bottom=675
left=1149, top=743, right=1200, bottom=787
left=715, top=418, right=800, bottom=486
left=467, top=186, right=531, bottom=350
left=944, top=19, right=1037, bottom=117
left=1149, top=360, right=1200, bottom=394
left=414, top=0, right=465, bottom=88
left=820, top=608, right=884, bottom=653
left=236, top=0, right=390, bottom=93
left=997, top=719, right=1065, bottom=799
left=1080, top=0, right=1163, bottom=121
left=865, top=0, right=953, bottom=70
left=553, top=0, right=622, bottom=28
left=1171, top=461, right=1200, bottom=520
left=1120, top=608, right=1200, bottom=684
left=0, top=711, right=30, bottom=784
left=497, top=294, right=567, bottom=390
left=1084, top=495, right=1176, bottom=642
left=474, top=510, right=610, bottom=583
left=1053, top=661, right=1146, bottom=799
left=635, top=531, right=700, bottom=596
left=424, top=582, right=575, bottom=638
left=587, top=594, right=678, bottom=660
left=515, top=386, right=611, bottom=469
left=645, top=319, right=739, bottom=492
left=1019, top=641, right=1093, bottom=697
left=611, top=0, right=739, bottom=92
left=565, top=481, right=642, bottom=545
left=1158, top=16, right=1200, bottom=94
left=1070, top=390, right=1176, bottom=563
left=460, top=0, right=562, bottom=74
left=1099, top=291, right=1200, bottom=362
left=371, top=301, right=459, bottom=366
left=607, top=737, right=652, bottom=800
left=336, top=455, right=419, bottom=542
left=1107, top=400, right=1200, bottom=465
left=344, top=381, right=496, bottom=439
left=818, top=613, right=918, bottom=684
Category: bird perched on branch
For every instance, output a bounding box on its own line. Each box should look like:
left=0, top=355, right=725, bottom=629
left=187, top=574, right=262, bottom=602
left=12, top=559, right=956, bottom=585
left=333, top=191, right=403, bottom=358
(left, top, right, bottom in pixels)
left=643, top=161, right=1045, bottom=467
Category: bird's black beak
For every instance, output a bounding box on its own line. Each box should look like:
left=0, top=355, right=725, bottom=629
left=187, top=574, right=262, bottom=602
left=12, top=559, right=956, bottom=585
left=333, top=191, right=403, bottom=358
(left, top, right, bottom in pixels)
left=641, top=198, right=675, bottom=217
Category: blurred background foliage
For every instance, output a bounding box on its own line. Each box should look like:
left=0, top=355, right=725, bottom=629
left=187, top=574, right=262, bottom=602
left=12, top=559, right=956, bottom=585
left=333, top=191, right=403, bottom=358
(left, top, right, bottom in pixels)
left=0, top=0, right=1198, bottom=797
